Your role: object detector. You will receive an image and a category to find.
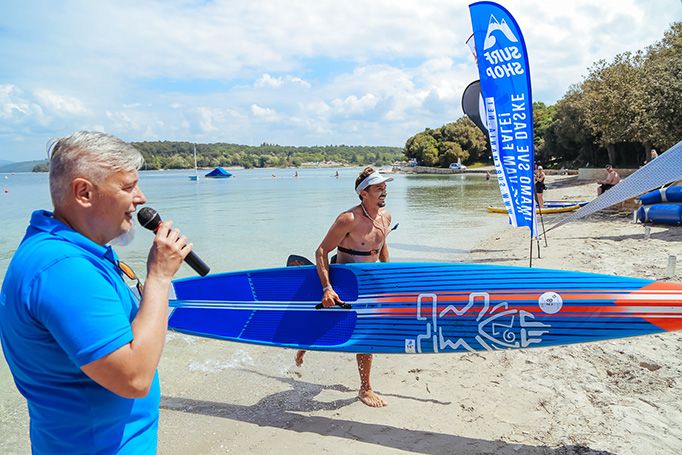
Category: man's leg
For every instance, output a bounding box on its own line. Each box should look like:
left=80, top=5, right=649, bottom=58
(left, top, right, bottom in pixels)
left=295, top=350, right=306, bottom=367
left=356, top=353, right=387, bottom=407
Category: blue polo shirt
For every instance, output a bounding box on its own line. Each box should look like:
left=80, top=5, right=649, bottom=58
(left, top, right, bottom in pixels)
left=0, top=210, right=160, bottom=454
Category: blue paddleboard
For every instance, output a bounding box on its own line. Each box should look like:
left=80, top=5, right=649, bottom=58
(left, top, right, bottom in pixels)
left=168, top=263, right=682, bottom=354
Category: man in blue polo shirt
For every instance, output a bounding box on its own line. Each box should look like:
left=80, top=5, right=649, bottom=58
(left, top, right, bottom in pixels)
left=0, top=131, right=191, bottom=453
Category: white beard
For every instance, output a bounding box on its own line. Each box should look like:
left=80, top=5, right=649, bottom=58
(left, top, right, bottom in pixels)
left=109, top=226, right=136, bottom=246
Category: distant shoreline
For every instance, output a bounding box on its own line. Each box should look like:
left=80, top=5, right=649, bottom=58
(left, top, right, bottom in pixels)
left=390, top=165, right=580, bottom=176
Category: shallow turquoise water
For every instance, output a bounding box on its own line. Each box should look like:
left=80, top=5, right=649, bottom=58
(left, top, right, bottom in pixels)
left=0, top=166, right=507, bottom=452
left=1, top=168, right=505, bottom=280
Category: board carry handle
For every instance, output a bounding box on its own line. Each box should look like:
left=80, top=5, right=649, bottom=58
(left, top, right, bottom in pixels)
left=315, top=301, right=353, bottom=310
left=286, top=254, right=351, bottom=309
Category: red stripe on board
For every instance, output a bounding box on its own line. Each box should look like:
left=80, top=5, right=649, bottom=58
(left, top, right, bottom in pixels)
left=615, top=281, right=682, bottom=331
left=369, top=291, right=649, bottom=303
left=369, top=306, right=682, bottom=319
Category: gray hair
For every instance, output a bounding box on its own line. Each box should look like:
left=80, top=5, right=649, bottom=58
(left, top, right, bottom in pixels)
left=49, top=131, right=144, bottom=208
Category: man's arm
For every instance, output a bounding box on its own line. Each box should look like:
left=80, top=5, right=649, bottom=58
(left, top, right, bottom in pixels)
left=379, top=212, right=392, bottom=263
left=81, top=221, right=189, bottom=398
left=315, top=212, right=353, bottom=307
left=379, top=243, right=390, bottom=263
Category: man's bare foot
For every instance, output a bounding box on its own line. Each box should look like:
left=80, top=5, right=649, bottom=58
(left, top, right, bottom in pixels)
left=358, top=388, right=387, bottom=408
left=295, top=350, right=306, bottom=367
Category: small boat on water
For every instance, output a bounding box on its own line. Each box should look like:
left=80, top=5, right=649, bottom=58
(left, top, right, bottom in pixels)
left=189, top=144, right=198, bottom=181
left=205, top=167, right=232, bottom=179
left=542, top=200, right=589, bottom=208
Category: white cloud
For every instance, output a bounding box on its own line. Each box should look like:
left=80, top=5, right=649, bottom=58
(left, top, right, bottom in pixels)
left=0, top=0, right=679, bottom=160
left=195, top=107, right=220, bottom=133
left=1, top=85, right=34, bottom=118
left=415, top=58, right=468, bottom=102
left=0, top=84, right=50, bottom=129
left=255, top=74, right=283, bottom=88
left=105, top=111, right=140, bottom=132
left=250, top=104, right=279, bottom=122
left=331, top=94, right=379, bottom=116
left=302, top=100, right=331, bottom=116
left=34, top=89, right=88, bottom=117
left=0, top=85, right=30, bottom=118
left=255, top=73, right=311, bottom=89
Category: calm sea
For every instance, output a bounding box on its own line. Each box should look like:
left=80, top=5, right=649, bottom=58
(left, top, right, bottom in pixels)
left=1, top=167, right=504, bottom=281
left=1, top=166, right=507, bottom=452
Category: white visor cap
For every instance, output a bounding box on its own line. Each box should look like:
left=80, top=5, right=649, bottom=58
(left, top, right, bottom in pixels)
left=355, top=171, right=394, bottom=194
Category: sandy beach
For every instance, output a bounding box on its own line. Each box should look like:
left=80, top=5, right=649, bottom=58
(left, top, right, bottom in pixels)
left=155, top=175, right=682, bottom=455
left=2, top=174, right=681, bottom=454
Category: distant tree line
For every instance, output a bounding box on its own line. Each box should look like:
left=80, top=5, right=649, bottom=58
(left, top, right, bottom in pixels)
left=31, top=143, right=404, bottom=172
left=405, top=22, right=681, bottom=169
left=132, top=142, right=404, bottom=170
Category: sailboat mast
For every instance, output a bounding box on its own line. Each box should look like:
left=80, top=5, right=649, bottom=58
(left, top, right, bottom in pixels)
left=193, top=144, right=198, bottom=180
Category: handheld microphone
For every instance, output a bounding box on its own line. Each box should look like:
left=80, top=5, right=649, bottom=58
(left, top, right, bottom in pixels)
left=137, top=207, right=210, bottom=276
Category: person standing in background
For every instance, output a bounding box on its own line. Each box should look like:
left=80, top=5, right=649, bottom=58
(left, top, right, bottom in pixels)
left=535, top=164, right=546, bottom=206
left=597, top=164, right=621, bottom=195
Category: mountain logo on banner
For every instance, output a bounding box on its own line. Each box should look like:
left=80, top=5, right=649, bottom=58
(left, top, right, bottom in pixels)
left=483, top=14, right=518, bottom=50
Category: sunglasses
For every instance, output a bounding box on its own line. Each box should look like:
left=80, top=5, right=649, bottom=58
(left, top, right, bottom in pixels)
left=118, top=260, right=144, bottom=297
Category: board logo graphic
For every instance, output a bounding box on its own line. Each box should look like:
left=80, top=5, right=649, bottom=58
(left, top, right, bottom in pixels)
left=405, top=292, right=550, bottom=353
left=538, top=291, right=563, bottom=314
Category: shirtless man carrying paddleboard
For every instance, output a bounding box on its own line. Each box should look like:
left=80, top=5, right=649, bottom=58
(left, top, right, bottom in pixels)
left=295, top=167, right=393, bottom=408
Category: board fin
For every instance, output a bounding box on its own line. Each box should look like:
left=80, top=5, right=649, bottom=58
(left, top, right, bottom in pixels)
left=286, top=254, right=313, bottom=266
left=286, top=253, right=338, bottom=265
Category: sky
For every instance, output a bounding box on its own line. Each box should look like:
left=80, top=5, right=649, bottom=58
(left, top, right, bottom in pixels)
left=0, top=0, right=680, bottom=162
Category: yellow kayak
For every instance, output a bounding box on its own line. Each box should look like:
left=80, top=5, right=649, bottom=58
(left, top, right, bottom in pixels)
left=486, top=205, right=581, bottom=214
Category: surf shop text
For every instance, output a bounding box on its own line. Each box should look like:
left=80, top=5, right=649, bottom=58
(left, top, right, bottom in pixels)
left=483, top=46, right=524, bottom=79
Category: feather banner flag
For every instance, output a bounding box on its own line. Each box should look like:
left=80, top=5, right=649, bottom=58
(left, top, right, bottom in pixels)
left=469, top=2, right=537, bottom=237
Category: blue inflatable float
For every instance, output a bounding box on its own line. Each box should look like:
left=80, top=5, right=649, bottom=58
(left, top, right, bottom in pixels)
left=637, top=203, right=682, bottom=225
left=639, top=186, right=682, bottom=204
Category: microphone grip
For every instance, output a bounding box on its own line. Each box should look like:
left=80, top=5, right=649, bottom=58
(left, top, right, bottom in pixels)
left=185, top=250, right=210, bottom=276
left=137, top=207, right=210, bottom=277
